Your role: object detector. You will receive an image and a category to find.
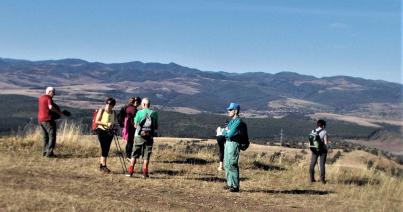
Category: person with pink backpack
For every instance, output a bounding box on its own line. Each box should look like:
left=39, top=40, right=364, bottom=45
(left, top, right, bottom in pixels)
left=120, top=97, right=141, bottom=159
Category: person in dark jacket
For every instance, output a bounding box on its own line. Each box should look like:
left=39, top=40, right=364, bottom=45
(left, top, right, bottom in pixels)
left=123, top=97, right=141, bottom=158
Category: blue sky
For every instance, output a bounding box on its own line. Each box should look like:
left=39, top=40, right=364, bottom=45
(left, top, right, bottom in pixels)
left=0, top=0, right=401, bottom=83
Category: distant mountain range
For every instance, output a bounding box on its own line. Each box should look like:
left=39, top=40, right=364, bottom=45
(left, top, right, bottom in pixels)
left=0, top=58, right=402, bottom=118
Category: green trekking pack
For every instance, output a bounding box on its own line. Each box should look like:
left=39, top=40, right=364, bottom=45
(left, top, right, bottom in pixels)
left=309, top=129, right=323, bottom=151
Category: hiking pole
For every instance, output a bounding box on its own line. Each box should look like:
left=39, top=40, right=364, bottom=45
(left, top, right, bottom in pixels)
left=114, top=135, right=127, bottom=173
left=113, top=134, right=127, bottom=174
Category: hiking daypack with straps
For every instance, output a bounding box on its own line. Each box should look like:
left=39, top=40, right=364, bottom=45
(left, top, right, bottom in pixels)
left=117, top=105, right=127, bottom=128
left=309, top=129, right=324, bottom=151
left=121, top=116, right=130, bottom=140
left=139, top=112, right=154, bottom=137
left=238, top=121, right=250, bottom=151
left=91, top=108, right=102, bottom=131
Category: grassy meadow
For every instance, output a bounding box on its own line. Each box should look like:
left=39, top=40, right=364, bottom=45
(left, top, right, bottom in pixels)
left=0, top=121, right=402, bottom=211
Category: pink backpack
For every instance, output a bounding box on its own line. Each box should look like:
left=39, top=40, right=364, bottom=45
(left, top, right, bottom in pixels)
left=121, top=117, right=129, bottom=141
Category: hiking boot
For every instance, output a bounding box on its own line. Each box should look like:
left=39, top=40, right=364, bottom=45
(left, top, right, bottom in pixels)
left=126, top=165, right=134, bottom=177
left=310, top=179, right=316, bottom=183
left=43, top=152, right=47, bottom=157
left=46, top=153, right=57, bottom=158
left=103, top=166, right=111, bottom=174
left=100, top=165, right=111, bottom=174
left=229, top=187, right=239, bottom=192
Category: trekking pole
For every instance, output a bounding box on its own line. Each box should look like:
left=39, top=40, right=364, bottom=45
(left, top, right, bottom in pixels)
left=115, top=135, right=127, bottom=173
left=113, top=134, right=127, bottom=174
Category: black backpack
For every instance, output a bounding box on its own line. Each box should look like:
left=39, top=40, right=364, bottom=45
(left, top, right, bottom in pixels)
left=309, top=129, right=324, bottom=151
left=117, top=105, right=127, bottom=128
left=238, top=121, right=250, bottom=151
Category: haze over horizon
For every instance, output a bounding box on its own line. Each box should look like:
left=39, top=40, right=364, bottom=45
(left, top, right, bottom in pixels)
left=0, top=0, right=401, bottom=83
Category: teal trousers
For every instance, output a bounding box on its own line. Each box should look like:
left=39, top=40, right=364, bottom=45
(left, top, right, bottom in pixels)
left=224, top=141, right=240, bottom=188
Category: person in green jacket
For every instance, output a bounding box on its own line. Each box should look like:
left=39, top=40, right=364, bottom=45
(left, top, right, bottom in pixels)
left=126, top=97, right=158, bottom=178
left=219, top=102, right=242, bottom=192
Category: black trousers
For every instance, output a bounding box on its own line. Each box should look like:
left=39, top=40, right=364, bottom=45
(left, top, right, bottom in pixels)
left=40, top=120, right=57, bottom=156
left=96, top=129, right=114, bottom=157
left=309, top=149, right=327, bottom=181
left=125, top=128, right=135, bottom=158
left=216, top=135, right=226, bottom=162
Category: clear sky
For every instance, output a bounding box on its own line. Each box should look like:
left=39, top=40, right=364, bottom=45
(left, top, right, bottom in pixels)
left=0, top=0, right=401, bottom=83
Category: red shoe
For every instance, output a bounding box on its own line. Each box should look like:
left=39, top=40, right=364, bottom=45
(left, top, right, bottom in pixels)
left=126, top=165, right=134, bottom=177
left=142, top=167, right=149, bottom=178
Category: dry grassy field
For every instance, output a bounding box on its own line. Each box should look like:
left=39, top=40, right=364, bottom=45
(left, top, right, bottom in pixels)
left=0, top=122, right=402, bottom=211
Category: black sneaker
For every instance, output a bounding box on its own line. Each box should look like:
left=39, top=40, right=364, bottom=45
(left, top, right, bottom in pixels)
left=321, top=180, right=327, bottom=184
left=100, top=165, right=111, bottom=174
left=46, top=153, right=57, bottom=158
left=310, top=179, right=316, bottom=183
left=104, top=166, right=111, bottom=174
left=229, top=187, right=239, bottom=192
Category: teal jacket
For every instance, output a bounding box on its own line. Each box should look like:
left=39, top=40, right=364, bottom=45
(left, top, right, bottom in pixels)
left=223, top=117, right=241, bottom=142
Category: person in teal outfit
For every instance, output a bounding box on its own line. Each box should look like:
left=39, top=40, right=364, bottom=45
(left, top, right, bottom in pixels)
left=218, top=102, right=242, bottom=192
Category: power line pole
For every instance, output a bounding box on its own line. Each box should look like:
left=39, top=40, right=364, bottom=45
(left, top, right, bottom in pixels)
left=280, top=128, right=284, bottom=146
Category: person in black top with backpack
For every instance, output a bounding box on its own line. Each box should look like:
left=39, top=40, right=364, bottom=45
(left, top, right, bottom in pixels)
left=309, top=119, right=329, bottom=184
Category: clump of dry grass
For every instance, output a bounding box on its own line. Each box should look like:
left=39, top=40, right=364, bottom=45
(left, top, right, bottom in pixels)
left=0, top=120, right=99, bottom=157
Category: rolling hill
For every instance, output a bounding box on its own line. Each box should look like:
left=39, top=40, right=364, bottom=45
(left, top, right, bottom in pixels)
left=0, top=58, right=401, bottom=156
left=0, top=58, right=402, bottom=118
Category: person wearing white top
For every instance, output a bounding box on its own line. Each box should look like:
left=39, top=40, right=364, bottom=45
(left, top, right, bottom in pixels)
left=309, top=119, right=329, bottom=184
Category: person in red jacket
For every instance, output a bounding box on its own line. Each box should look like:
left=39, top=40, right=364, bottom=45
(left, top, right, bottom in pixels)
left=38, top=87, right=65, bottom=158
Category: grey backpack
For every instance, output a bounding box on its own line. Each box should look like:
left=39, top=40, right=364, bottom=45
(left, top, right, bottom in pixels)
left=140, top=113, right=154, bottom=137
